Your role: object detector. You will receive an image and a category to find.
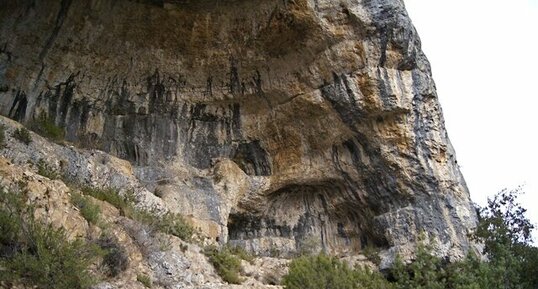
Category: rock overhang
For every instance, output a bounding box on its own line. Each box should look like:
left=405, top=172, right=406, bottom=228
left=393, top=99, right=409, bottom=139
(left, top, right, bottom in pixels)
left=0, top=0, right=478, bottom=263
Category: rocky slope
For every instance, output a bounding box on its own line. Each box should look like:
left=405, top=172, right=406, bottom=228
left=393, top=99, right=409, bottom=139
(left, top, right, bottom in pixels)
left=0, top=116, right=291, bottom=288
left=0, top=0, right=477, bottom=272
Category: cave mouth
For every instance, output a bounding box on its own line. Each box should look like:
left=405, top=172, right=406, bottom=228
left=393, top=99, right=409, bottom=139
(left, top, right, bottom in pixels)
left=227, top=181, right=389, bottom=257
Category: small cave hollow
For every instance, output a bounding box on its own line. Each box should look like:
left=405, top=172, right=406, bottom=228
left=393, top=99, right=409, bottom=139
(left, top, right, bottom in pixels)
left=227, top=181, right=388, bottom=257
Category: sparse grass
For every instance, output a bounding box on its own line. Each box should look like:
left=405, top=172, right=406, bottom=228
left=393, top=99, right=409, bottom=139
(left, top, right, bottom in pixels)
left=156, top=211, right=194, bottom=241
left=80, top=186, right=134, bottom=216
left=137, top=274, right=152, bottom=288
left=36, top=159, right=61, bottom=180
left=12, top=127, right=31, bottom=145
left=0, top=186, right=100, bottom=289
left=80, top=186, right=193, bottom=240
left=70, top=192, right=101, bottom=225
left=225, top=244, right=254, bottom=263
left=204, top=245, right=243, bottom=284
left=29, top=114, right=65, bottom=142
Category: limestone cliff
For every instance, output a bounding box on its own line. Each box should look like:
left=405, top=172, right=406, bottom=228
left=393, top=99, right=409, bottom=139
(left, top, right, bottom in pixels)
left=0, top=0, right=476, bottom=266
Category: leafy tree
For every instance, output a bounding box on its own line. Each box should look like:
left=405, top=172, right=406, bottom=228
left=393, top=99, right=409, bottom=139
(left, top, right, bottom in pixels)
left=472, top=187, right=538, bottom=289
left=281, top=188, right=538, bottom=289
left=473, top=187, right=534, bottom=254
left=391, top=242, right=444, bottom=289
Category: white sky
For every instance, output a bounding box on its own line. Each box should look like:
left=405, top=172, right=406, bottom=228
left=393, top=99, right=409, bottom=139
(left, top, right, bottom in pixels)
left=403, top=0, right=538, bottom=242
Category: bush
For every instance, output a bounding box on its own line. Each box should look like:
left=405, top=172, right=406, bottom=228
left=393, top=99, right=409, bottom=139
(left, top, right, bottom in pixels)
left=137, top=274, right=152, bottom=288
left=204, top=245, right=243, bottom=284
left=12, top=127, right=31, bottom=145
left=0, top=187, right=100, bottom=289
left=95, top=234, right=129, bottom=277
left=36, top=159, right=61, bottom=180
left=70, top=192, right=101, bottom=225
left=30, top=114, right=65, bottom=142
left=283, top=254, right=392, bottom=289
left=390, top=243, right=444, bottom=289
left=80, top=186, right=132, bottom=215
left=155, top=212, right=194, bottom=241
left=225, top=244, right=254, bottom=263
left=80, top=186, right=193, bottom=240
left=443, top=252, right=498, bottom=289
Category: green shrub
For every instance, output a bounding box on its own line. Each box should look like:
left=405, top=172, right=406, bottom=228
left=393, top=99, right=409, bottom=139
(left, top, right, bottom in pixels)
left=391, top=244, right=444, bottom=289
left=283, top=254, right=392, bottom=289
left=444, top=252, right=497, bottom=289
left=156, top=212, right=193, bottom=241
left=30, top=114, right=65, bottom=142
left=80, top=186, right=193, bottom=240
left=137, top=274, right=152, bottom=288
left=386, top=188, right=538, bottom=289
left=389, top=238, right=536, bottom=289
left=12, top=127, right=32, bottom=145
left=36, top=159, right=61, bottom=180
left=471, top=188, right=538, bottom=289
left=70, top=192, right=101, bottom=225
left=225, top=244, right=254, bottom=263
left=95, top=234, right=129, bottom=277
left=0, top=187, right=100, bottom=289
left=204, top=245, right=243, bottom=284
left=80, top=186, right=133, bottom=216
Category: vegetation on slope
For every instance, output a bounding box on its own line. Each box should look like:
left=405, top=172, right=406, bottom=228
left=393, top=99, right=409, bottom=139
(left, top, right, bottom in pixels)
left=12, top=127, right=32, bottom=145
left=0, top=187, right=100, bottom=289
left=203, top=245, right=244, bottom=284
left=283, top=254, right=391, bottom=289
left=283, top=188, right=538, bottom=289
left=80, top=186, right=193, bottom=241
left=29, top=113, right=65, bottom=143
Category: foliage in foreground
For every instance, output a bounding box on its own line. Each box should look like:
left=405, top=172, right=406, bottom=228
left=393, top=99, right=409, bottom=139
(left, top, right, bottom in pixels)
left=471, top=187, right=538, bottom=289
left=282, top=188, right=538, bottom=289
left=283, top=254, right=391, bottom=289
left=0, top=187, right=100, bottom=289
left=204, top=245, right=243, bottom=284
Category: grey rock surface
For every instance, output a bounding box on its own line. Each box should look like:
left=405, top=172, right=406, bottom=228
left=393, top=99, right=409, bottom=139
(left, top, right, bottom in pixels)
left=0, top=0, right=478, bottom=265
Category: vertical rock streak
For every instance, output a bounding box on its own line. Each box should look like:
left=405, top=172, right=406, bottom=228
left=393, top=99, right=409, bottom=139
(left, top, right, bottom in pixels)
left=0, top=0, right=477, bottom=261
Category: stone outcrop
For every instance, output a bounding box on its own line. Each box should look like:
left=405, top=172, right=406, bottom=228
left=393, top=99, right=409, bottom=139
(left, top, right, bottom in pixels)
left=0, top=0, right=477, bottom=266
left=0, top=118, right=288, bottom=288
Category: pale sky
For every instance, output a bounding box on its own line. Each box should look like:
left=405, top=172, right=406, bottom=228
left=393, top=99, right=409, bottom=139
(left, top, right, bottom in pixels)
left=404, top=0, right=538, bottom=242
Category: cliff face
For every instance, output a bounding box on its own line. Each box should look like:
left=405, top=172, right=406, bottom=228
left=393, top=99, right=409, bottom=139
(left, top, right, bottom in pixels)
left=0, top=0, right=476, bottom=263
